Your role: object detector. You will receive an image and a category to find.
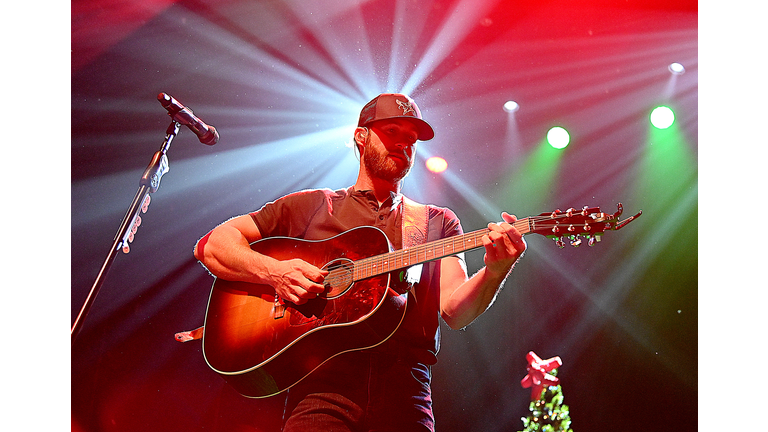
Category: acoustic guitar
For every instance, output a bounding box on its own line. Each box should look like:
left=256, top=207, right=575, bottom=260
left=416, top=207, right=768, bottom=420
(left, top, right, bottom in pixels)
left=201, top=204, right=640, bottom=398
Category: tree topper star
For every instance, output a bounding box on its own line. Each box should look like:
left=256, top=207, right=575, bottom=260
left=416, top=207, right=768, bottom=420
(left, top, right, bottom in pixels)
left=520, top=351, right=562, bottom=400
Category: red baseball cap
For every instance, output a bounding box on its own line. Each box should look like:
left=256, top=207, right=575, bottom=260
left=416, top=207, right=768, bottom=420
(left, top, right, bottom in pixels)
left=357, top=93, right=435, bottom=141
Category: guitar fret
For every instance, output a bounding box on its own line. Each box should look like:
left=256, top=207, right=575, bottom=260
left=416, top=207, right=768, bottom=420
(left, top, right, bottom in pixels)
left=358, top=214, right=602, bottom=281
left=352, top=225, right=510, bottom=281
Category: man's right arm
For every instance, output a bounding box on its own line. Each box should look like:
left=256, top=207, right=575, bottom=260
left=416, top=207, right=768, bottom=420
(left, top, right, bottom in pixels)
left=193, top=214, right=326, bottom=304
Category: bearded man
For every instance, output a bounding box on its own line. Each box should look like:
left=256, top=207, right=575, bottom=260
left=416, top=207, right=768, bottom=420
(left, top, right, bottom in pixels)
left=194, top=94, right=526, bottom=432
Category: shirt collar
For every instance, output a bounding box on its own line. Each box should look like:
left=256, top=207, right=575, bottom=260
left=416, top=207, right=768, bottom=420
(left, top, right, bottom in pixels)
left=349, top=187, right=403, bottom=210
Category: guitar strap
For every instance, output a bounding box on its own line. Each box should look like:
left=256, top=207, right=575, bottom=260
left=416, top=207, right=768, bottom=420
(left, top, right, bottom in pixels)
left=402, top=196, right=429, bottom=248
left=400, top=196, right=429, bottom=287
left=175, top=326, right=204, bottom=342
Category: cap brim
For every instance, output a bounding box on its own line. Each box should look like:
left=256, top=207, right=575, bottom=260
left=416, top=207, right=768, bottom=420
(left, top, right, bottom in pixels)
left=393, top=117, right=435, bottom=141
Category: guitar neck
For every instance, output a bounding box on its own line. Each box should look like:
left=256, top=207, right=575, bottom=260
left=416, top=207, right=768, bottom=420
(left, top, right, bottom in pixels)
left=353, top=218, right=532, bottom=281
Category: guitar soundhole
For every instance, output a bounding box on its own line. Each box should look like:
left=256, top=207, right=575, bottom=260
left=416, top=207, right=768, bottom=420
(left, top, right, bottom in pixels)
left=322, top=258, right=354, bottom=299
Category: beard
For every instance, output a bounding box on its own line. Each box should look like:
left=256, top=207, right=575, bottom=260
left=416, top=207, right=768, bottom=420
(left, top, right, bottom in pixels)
left=362, top=141, right=414, bottom=183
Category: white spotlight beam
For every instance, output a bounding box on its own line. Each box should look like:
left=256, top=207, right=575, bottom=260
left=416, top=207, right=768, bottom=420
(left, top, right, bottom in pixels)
left=401, top=0, right=502, bottom=95
left=281, top=0, right=381, bottom=96
left=386, top=0, right=431, bottom=92
left=71, top=125, right=356, bottom=230
left=156, top=5, right=364, bottom=109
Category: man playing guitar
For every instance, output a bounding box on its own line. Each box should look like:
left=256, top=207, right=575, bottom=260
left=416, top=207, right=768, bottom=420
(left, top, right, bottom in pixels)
left=193, top=93, right=526, bottom=432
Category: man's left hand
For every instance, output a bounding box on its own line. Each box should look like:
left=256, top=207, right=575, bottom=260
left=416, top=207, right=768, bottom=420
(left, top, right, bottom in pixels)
left=482, top=212, right=526, bottom=277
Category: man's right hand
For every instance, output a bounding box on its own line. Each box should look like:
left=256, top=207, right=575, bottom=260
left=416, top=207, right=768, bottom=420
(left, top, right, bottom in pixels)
left=270, top=258, right=328, bottom=305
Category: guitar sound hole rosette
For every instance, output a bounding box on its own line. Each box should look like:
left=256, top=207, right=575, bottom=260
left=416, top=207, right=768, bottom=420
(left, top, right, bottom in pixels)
left=323, top=258, right=354, bottom=299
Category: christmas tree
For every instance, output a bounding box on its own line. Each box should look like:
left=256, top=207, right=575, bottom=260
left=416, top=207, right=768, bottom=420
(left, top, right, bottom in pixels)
left=519, top=351, right=573, bottom=432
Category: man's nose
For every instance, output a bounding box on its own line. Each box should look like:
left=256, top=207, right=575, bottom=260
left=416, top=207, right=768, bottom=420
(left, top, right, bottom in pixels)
left=395, top=139, right=415, bottom=149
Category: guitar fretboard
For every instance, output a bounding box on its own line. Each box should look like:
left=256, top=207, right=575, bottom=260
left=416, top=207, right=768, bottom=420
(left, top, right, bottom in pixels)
left=353, top=218, right=532, bottom=280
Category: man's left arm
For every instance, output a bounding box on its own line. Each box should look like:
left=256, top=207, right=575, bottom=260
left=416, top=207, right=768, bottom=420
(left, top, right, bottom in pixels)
left=439, top=212, right=526, bottom=330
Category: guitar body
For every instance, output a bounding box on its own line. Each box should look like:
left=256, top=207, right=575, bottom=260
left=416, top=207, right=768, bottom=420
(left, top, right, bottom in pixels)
left=202, top=226, right=408, bottom=398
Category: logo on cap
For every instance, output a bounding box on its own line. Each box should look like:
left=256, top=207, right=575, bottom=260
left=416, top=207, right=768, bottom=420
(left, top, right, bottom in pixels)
left=396, top=99, right=416, bottom=116
left=358, top=93, right=435, bottom=141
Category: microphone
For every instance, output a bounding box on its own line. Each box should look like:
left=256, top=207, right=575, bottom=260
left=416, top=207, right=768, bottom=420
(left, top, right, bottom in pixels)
left=157, top=93, right=219, bottom=145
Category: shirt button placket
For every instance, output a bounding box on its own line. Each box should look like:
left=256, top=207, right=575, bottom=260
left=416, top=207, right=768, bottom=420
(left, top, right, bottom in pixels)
left=375, top=209, right=387, bottom=229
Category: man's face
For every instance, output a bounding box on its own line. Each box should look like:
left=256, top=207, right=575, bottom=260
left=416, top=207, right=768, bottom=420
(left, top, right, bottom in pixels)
left=363, top=119, right=419, bottom=183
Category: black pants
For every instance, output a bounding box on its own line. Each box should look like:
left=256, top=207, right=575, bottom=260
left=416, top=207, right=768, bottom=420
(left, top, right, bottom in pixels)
left=282, top=350, right=434, bottom=432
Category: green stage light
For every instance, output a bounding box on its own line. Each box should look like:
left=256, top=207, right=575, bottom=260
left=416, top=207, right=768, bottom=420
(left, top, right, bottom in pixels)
left=547, top=126, right=570, bottom=149
left=650, top=106, right=675, bottom=129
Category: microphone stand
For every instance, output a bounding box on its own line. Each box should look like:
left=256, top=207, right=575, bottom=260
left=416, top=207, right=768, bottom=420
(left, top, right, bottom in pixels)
left=71, top=121, right=180, bottom=344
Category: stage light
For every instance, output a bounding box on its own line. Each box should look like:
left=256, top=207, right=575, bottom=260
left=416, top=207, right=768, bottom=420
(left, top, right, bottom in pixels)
left=547, top=126, right=570, bottom=149
left=503, top=100, right=519, bottom=113
left=668, top=62, right=685, bottom=75
left=426, top=156, right=448, bottom=173
left=650, top=106, right=675, bottom=129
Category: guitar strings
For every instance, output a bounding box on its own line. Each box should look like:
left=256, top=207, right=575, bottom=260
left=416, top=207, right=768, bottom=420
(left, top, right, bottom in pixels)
left=323, top=214, right=608, bottom=284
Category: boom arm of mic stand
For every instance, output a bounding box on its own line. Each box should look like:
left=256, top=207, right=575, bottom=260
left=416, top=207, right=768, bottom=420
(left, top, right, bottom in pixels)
left=71, top=121, right=180, bottom=344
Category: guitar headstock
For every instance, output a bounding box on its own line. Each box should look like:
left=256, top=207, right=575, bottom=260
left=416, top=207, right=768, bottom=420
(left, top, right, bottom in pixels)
left=530, top=203, right=642, bottom=248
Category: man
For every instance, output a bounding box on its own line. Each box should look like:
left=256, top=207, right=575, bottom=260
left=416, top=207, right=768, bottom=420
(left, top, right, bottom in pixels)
left=194, top=94, right=526, bottom=431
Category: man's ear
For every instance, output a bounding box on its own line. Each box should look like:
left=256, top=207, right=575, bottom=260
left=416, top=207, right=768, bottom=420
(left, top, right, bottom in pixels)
left=354, top=127, right=368, bottom=154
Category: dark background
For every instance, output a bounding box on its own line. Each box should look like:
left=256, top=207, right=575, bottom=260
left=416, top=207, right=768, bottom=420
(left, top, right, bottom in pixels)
left=69, top=1, right=702, bottom=431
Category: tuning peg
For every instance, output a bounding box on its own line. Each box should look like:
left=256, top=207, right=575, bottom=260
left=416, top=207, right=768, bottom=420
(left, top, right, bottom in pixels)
left=569, top=235, right=582, bottom=247
left=554, top=237, right=565, bottom=248
left=587, top=235, right=601, bottom=246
